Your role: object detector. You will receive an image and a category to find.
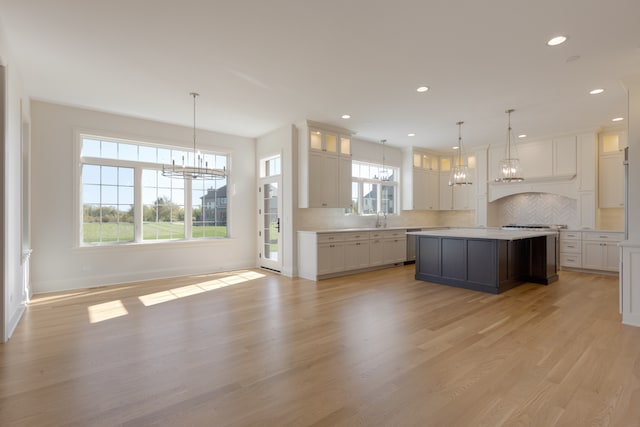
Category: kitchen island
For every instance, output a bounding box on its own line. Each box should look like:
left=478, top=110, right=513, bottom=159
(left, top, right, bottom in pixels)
left=408, top=228, right=558, bottom=294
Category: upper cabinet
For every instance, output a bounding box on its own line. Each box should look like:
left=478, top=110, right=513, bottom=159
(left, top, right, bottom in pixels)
left=402, top=148, right=440, bottom=210
left=299, top=121, right=352, bottom=208
left=598, top=129, right=626, bottom=209
left=489, top=137, right=576, bottom=182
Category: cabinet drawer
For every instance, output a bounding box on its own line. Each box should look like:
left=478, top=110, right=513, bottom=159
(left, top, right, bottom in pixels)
left=582, top=231, right=623, bottom=242
left=317, top=233, right=345, bottom=244
left=341, top=231, right=370, bottom=241
left=560, top=253, right=582, bottom=267
left=560, top=241, right=581, bottom=253
left=376, top=229, right=406, bottom=239
left=560, top=231, right=581, bottom=240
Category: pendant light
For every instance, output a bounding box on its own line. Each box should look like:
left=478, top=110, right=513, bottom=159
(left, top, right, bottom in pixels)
left=448, top=121, right=472, bottom=186
left=496, top=108, right=524, bottom=182
left=162, top=92, right=227, bottom=180
left=379, top=139, right=390, bottom=181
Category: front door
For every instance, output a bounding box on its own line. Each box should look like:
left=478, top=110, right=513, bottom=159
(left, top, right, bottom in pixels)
left=259, top=175, right=282, bottom=272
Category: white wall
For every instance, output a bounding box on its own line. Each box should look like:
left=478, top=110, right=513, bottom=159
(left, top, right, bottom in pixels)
left=30, top=101, right=256, bottom=293
left=1, top=25, right=29, bottom=341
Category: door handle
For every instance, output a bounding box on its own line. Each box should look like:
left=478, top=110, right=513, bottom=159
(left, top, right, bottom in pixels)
left=277, top=218, right=280, bottom=233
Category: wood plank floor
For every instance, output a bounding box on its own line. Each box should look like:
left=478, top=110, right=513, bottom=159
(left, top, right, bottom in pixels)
left=1, top=266, right=639, bottom=426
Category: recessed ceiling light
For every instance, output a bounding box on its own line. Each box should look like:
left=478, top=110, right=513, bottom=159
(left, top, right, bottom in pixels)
left=416, top=86, right=429, bottom=93
left=612, top=117, right=624, bottom=122
left=408, top=133, right=415, bottom=137
left=518, top=134, right=527, bottom=139
left=341, top=114, right=351, bottom=119
left=547, top=35, right=568, bottom=46
left=452, top=146, right=459, bottom=150
left=589, top=88, right=605, bottom=95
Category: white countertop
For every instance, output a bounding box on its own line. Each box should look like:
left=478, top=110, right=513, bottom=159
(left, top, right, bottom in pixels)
left=407, top=228, right=558, bottom=241
left=298, top=226, right=445, bottom=234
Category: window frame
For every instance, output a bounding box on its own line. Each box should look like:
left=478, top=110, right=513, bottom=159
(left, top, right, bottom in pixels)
left=348, top=160, right=399, bottom=216
left=75, top=131, right=231, bottom=247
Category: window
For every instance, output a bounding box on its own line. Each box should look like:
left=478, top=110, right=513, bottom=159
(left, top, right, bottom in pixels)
left=80, top=135, right=229, bottom=245
left=348, top=160, right=398, bottom=215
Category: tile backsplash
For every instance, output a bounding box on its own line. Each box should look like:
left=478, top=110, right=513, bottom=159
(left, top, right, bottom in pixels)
left=495, top=193, right=578, bottom=227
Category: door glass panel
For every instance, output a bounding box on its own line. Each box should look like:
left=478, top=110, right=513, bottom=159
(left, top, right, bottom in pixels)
left=263, top=182, right=279, bottom=262
left=340, top=137, right=351, bottom=155
left=325, top=134, right=338, bottom=153
left=310, top=131, right=322, bottom=150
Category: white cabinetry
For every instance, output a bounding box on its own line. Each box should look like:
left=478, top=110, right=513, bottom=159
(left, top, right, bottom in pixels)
left=581, top=232, right=623, bottom=272
left=343, top=232, right=370, bottom=270
left=403, top=149, right=439, bottom=210
left=553, top=136, right=577, bottom=176
left=299, top=121, right=352, bottom=208
left=598, top=130, right=626, bottom=208
left=298, top=229, right=407, bottom=280
left=559, top=230, right=622, bottom=272
left=559, top=231, right=582, bottom=268
left=577, top=133, right=597, bottom=229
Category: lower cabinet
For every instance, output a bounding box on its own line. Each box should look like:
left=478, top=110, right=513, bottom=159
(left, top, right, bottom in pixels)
left=559, top=230, right=622, bottom=273
left=298, top=229, right=407, bottom=280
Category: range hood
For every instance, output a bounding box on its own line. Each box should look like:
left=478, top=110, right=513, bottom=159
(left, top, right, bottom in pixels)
left=488, top=174, right=578, bottom=202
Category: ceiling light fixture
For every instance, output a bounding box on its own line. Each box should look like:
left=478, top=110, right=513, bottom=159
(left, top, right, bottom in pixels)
left=612, top=117, right=624, bottom=122
left=408, top=133, right=415, bottom=137
left=379, top=139, right=390, bottom=181
left=448, top=121, right=472, bottom=186
left=547, top=35, right=568, bottom=46
left=496, top=109, right=524, bottom=182
left=416, top=86, right=429, bottom=93
left=589, top=88, right=604, bottom=95
left=341, top=114, right=351, bottom=119
left=518, top=134, right=527, bottom=139
left=162, top=92, right=226, bottom=180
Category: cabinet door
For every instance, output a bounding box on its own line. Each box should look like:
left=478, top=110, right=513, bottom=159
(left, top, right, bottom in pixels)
left=308, top=152, right=339, bottom=208
left=553, top=136, right=577, bottom=176
left=369, top=239, right=384, bottom=266
left=425, top=170, right=439, bottom=210
left=519, top=140, right=553, bottom=179
left=318, top=243, right=344, bottom=274
left=344, top=241, right=370, bottom=270
left=338, top=156, right=352, bottom=208
left=453, top=184, right=471, bottom=210
left=599, top=153, right=624, bottom=208
left=413, top=169, right=429, bottom=210
left=581, top=241, right=603, bottom=270
left=604, top=243, right=620, bottom=272
left=439, top=171, right=453, bottom=210
left=383, top=238, right=406, bottom=264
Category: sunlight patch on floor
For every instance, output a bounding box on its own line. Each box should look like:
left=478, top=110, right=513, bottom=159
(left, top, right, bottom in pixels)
left=88, top=300, right=129, bottom=323
left=138, top=271, right=266, bottom=307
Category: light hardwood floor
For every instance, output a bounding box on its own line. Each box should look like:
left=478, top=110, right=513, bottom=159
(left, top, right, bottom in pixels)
left=1, top=266, right=639, bottom=426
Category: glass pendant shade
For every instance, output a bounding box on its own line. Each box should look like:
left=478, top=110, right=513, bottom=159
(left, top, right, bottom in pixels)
left=496, top=109, right=524, bottom=182
left=448, top=121, right=472, bottom=186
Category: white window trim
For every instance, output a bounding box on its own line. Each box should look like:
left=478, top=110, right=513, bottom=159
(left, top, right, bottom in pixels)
left=74, top=130, right=231, bottom=248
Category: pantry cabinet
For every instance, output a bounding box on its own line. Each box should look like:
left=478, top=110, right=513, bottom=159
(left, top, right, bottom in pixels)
left=403, top=148, right=439, bottom=210
left=299, top=121, right=352, bottom=208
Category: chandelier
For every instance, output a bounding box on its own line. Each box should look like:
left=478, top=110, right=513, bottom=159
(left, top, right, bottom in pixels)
left=448, top=121, right=472, bottom=186
left=162, top=92, right=226, bottom=180
left=379, top=139, right=390, bottom=181
left=496, top=108, right=524, bottom=182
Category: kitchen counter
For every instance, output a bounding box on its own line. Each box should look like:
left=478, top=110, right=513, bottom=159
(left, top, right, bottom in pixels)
left=299, top=226, right=445, bottom=233
left=407, top=228, right=558, bottom=241
left=412, top=228, right=558, bottom=294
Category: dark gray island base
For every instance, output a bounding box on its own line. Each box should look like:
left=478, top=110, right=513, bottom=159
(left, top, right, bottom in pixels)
left=410, top=229, right=558, bottom=294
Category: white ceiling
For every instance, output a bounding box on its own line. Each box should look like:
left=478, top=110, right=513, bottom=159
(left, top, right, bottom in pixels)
left=1, top=0, right=639, bottom=150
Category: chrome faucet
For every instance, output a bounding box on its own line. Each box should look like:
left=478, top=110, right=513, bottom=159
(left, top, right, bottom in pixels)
left=375, top=211, right=387, bottom=228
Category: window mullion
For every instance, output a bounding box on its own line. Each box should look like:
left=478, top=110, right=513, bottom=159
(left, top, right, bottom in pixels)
left=134, top=167, right=143, bottom=242
left=185, top=179, right=193, bottom=239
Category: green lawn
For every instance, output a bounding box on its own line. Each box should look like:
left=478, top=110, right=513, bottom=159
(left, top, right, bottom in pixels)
left=83, top=222, right=227, bottom=243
